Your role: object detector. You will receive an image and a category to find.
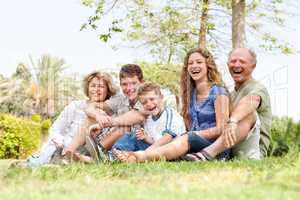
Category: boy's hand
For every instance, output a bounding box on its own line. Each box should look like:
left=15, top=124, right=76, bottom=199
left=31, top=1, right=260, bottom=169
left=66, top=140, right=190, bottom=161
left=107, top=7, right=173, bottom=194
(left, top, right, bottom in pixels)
left=136, top=128, right=146, bottom=140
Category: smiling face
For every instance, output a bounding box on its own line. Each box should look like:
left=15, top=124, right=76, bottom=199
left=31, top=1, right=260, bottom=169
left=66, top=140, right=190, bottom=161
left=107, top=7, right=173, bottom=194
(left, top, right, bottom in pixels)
left=120, top=75, right=143, bottom=102
left=187, top=52, right=208, bottom=82
left=139, top=90, right=164, bottom=117
left=88, top=77, right=108, bottom=102
left=228, top=48, right=256, bottom=88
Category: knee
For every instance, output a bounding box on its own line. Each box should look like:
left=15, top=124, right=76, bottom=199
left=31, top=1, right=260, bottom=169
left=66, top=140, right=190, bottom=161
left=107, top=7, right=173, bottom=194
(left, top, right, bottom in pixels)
left=173, top=134, right=188, bottom=148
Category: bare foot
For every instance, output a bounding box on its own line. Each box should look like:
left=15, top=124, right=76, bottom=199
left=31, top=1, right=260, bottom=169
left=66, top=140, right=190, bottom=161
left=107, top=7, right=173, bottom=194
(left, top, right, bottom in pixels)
left=112, top=149, right=137, bottom=163
left=76, top=153, right=94, bottom=164
left=63, top=150, right=81, bottom=163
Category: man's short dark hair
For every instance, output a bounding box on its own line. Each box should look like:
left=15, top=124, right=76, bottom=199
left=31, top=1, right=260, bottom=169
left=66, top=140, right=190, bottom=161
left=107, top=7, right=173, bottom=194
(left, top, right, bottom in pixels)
left=119, top=64, right=143, bottom=81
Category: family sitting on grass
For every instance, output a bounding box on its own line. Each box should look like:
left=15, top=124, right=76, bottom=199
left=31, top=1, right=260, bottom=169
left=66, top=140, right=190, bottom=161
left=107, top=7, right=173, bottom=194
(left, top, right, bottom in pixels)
left=19, top=47, right=271, bottom=167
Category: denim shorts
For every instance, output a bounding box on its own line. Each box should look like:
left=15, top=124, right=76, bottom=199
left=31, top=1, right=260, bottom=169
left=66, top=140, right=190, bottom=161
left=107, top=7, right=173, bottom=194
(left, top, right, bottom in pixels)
left=112, top=132, right=151, bottom=152
left=187, top=132, right=231, bottom=160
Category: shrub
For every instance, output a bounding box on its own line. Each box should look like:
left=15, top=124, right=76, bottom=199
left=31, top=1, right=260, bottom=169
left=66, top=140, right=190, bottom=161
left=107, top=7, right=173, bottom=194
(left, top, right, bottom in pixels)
left=270, top=116, right=300, bottom=156
left=41, top=119, right=52, bottom=134
left=31, top=114, right=42, bottom=122
left=0, top=114, right=41, bottom=159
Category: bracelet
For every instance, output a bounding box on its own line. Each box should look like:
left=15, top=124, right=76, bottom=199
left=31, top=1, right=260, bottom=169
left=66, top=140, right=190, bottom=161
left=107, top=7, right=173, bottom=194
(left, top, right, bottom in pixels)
left=227, top=118, right=238, bottom=124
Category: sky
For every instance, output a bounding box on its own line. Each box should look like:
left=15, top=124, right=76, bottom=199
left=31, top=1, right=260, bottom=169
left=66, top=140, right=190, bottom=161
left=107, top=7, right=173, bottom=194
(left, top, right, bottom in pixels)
left=0, top=0, right=300, bottom=120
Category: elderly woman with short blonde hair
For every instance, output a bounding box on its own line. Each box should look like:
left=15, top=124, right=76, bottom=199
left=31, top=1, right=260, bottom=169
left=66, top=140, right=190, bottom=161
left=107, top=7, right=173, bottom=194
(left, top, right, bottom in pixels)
left=24, top=71, right=118, bottom=166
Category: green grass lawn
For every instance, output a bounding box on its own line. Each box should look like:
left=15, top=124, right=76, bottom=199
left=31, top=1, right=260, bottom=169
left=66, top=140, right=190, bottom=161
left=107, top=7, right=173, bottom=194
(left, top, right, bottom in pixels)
left=1, top=153, right=300, bottom=200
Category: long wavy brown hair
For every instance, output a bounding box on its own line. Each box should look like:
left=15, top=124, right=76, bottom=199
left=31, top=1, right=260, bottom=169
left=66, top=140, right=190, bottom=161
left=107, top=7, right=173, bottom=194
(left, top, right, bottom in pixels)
left=180, top=48, right=225, bottom=129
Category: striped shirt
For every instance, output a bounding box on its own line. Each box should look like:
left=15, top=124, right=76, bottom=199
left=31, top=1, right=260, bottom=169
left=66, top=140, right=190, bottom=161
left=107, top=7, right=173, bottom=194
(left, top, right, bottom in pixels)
left=143, top=107, right=186, bottom=141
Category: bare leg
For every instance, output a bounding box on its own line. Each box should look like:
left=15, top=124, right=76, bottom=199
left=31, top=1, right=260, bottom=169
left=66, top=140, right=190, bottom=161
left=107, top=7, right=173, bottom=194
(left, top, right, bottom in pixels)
left=65, top=118, right=96, bottom=153
left=132, top=134, right=190, bottom=162
left=99, top=126, right=130, bottom=150
left=204, top=112, right=256, bottom=157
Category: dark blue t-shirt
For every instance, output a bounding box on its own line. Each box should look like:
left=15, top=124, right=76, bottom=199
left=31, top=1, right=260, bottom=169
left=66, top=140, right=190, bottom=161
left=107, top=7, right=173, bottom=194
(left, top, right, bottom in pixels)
left=189, top=85, right=228, bottom=131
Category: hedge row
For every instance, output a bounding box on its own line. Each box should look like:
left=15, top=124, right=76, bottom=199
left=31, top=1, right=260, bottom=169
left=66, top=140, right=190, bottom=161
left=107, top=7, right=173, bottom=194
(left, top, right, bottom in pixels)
left=0, top=114, right=42, bottom=159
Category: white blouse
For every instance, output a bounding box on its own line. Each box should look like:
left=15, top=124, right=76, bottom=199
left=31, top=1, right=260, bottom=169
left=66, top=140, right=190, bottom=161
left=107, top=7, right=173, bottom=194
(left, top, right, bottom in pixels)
left=48, top=100, right=88, bottom=148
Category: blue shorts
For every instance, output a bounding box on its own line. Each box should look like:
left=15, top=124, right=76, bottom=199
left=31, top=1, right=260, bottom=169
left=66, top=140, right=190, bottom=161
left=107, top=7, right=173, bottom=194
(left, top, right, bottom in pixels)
left=112, top=132, right=151, bottom=151
left=187, top=132, right=231, bottom=160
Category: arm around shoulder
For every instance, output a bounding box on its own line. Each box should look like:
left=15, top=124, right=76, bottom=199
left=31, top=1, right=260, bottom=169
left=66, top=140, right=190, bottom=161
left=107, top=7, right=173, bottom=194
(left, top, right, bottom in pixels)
left=111, top=109, right=145, bottom=126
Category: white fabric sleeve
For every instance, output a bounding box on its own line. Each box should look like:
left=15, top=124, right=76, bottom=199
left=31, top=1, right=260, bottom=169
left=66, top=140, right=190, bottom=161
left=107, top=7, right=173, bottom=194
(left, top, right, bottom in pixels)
left=163, top=109, right=186, bottom=137
left=48, top=101, right=77, bottom=145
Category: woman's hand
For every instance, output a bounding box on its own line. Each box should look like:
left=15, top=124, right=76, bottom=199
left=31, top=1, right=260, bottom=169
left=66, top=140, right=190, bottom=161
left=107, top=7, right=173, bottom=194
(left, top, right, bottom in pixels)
left=88, top=124, right=101, bottom=138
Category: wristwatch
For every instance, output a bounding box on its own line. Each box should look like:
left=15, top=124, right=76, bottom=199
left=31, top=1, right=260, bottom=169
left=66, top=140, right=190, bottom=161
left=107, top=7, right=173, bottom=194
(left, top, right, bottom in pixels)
left=227, top=118, right=238, bottom=124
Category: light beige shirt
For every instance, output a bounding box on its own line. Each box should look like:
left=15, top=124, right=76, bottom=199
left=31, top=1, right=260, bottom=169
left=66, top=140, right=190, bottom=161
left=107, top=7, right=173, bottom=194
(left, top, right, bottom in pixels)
left=231, top=78, right=272, bottom=156
left=105, top=93, right=143, bottom=132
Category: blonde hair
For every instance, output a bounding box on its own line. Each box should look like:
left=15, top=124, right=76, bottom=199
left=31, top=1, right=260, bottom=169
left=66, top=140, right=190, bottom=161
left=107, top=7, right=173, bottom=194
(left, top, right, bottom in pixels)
left=83, top=71, right=118, bottom=100
left=180, top=48, right=225, bottom=129
left=137, top=82, right=162, bottom=97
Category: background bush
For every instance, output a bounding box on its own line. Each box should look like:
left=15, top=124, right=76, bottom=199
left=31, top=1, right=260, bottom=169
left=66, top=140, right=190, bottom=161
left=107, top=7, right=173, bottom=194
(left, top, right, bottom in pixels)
left=270, top=116, right=300, bottom=156
left=0, top=114, right=42, bottom=159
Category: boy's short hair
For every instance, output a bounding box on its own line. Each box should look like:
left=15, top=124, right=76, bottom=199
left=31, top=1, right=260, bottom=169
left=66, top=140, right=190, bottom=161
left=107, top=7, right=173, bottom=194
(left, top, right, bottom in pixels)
left=138, top=82, right=162, bottom=97
left=119, top=64, right=143, bottom=81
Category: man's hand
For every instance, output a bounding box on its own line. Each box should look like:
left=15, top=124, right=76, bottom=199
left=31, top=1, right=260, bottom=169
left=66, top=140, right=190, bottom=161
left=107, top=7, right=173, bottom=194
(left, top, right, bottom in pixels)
left=223, top=122, right=238, bottom=148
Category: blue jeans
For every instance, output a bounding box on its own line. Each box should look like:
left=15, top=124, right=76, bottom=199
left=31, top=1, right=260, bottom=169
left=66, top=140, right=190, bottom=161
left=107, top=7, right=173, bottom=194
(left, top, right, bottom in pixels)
left=27, top=142, right=57, bottom=167
left=187, top=132, right=231, bottom=160
left=112, top=132, right=151, bottom=151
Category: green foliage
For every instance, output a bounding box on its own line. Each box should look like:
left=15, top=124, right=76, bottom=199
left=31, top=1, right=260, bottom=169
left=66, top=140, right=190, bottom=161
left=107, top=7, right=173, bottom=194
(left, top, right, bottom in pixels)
left=31, top=114, right=42, bottom=122
left=270, top=116, right=300, bottom=156
left=140, top=62, right=181, bottom=109
left=41, top=119, right=52, bottom=134
left=260, top=33, right=294, bottom=54
left=0, top=72, right=28, bottom=116
left=140, top=62, right=181, bottom=96
left=81, top=1, right=200, bottom=62
left=0, top=96, right=27, bottom=116
left=81, top=0, right=297, bottom=62
left=0, top=114, right=41, bottom=159
left=31, top=115, right=51, bottom=135
left=0, top=55, right=83, bottom=119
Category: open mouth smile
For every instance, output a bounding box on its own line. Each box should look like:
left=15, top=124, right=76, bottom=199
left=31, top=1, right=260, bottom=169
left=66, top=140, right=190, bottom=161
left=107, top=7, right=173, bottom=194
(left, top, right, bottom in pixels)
left=148, top=106, right=157, bottom=112
left=232, top=67, right=243, bottom=75
left=190, top=69, right=201, bottom=75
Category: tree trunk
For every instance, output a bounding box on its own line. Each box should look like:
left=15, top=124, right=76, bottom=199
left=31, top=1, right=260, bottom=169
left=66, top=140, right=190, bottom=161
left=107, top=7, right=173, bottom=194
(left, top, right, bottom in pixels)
left=232, top=0, right=246, bottom=48
left=198, top=0, right=209, bottom=48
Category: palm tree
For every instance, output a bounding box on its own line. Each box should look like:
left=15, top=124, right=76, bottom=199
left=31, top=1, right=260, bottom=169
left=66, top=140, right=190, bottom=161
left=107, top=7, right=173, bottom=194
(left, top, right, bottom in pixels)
left=23, top=54, right=82, bottom=118
left=0, top=55, right=82, bottom=118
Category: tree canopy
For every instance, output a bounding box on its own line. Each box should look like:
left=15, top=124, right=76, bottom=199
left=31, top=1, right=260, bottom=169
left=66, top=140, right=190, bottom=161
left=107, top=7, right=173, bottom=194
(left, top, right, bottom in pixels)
left=80, top=0, right=298, bottom=62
